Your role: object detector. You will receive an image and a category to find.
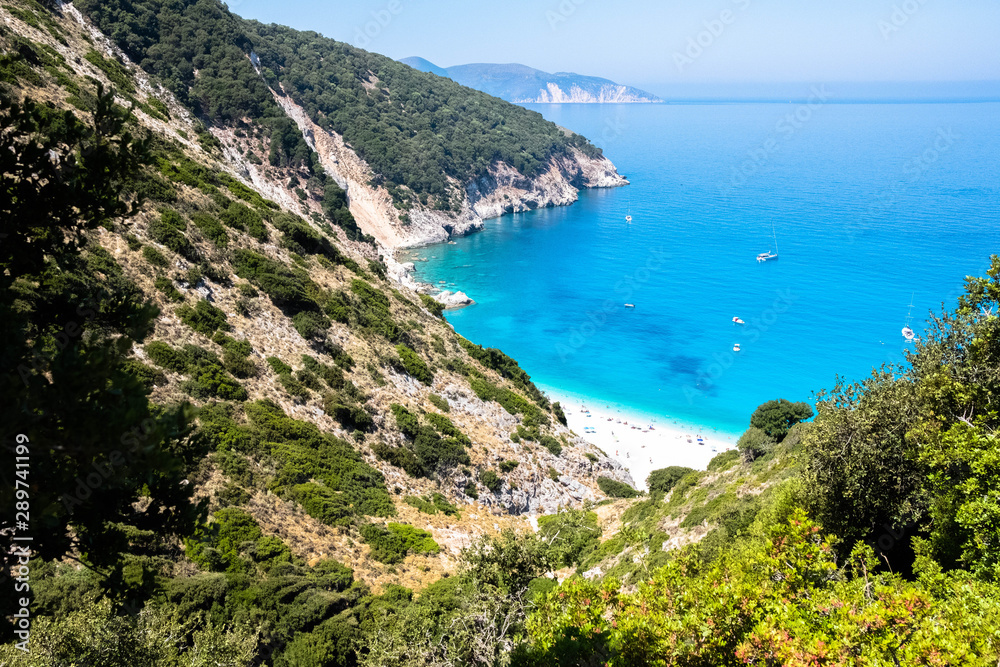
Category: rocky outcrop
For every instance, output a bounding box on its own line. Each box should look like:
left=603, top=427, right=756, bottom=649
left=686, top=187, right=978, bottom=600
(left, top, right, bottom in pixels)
left=517, top=82, right=661, bottom=104
left=434, top=291, right=474, bottom=310
left=271, top=91, right=628, bottom=253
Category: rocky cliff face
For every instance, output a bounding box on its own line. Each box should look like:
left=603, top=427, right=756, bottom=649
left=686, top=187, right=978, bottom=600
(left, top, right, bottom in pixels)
left=518, top=82, right=661, bottom=104
left=270, top=92, right=627, bottom=251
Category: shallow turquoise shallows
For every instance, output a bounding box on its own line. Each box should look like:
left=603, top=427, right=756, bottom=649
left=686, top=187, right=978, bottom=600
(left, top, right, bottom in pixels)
left=401, top=101, right=1000, bottom=436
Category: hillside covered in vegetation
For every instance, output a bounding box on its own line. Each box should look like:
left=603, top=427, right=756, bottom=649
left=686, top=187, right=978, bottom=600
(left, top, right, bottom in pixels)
left=1, top=1, right=999, bottom=665
left=74, top=0, right=619, bottom=237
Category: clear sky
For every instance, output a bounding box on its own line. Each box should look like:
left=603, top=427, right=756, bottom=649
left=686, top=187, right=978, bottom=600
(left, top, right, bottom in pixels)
left=230, top=0, right=1000, bottom=89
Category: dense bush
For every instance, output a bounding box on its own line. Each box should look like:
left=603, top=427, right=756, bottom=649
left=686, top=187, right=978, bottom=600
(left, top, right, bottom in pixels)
left=219, top=201, right=268, bottom=240
left=405, top=493, right=459, bottom=517
left=552, top=401, right=567, bottom=426
left=647, top=467, right=696, bottom=496
left=597, top=476, right=641, bottom=499
left=360, top=523, right=438, bottom=564
left=395, top=344, right=433, bottom=384
left=154, top=276, right=183, bottom=301
left=177, top=299, right=230, bottom=335
left=537, top=509, right=601, bottom=567
left=122, top=359, right=166, bottom=390
left=322, top=393, right=373, bottom=432
left=348, top=279, right=399, bottom=340
left=388, top=404, right=470, bottom=476
left=232, top=249, right=317, bottom=314
left=428, top=393, right=450, bottom=412
left=479, top=470, right=502, bottom=493
left=142, top=245, right=169, bottom=268
left=245, top=400, right=394, bottom=521
left=459, top=337, right=548, bottom=408
left=372, top=441, right=425, bottom=478
left=538, top=435, right=562, bottom=457
left=148, top=208, right=195, bottom=258
left=419, top=293, right=445, bottom=318
left=707, top=449, right=741, bottom=472
left=470, top=377, right=547, bottom=426
left=750, top=398, right=814, bottom=441
left=736, top=426, right=776, bottom=462
left=191, top=211, right=227, bottom=246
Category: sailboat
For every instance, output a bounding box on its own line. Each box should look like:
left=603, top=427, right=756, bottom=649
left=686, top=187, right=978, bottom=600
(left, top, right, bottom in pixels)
left=756, top=221, right=779, bottom=262
left=902, top=293, right=916, bottom=341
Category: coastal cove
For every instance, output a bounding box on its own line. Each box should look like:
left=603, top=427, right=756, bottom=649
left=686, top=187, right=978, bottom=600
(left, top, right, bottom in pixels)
left=402, top=101, right=1000, bottom=447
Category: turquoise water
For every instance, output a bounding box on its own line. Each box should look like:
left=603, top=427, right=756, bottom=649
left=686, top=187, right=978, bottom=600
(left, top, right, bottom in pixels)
left=402, top=102, right=1000, bottom=436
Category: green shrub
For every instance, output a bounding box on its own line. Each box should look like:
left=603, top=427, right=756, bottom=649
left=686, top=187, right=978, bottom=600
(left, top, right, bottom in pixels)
left=425, top=412, right=470, bottom=444
left=396, top=344, right=433, bottom=384
left=288, top=482, right=353, bottom=527
left=148, top=208, right=194, bottom=258
left=177, top=299, right=230, bottom=335
left=154, top=276, right=183, bottom=301
left=597, top=476, right=641, bottom=499
left=547, top=466, right=560, bottom=481
left=584, top=453, right=598, bottom=464
left=499, top=460, right=519, bottom=473
left=707, top=449, right=741, bottom=472
left=232, top=249, right=315, bottom=314
left=349, top=279, right=398, bottom=340
left=464, top=481, right=479, bottom=499
left=222, top=349, right=256, bottom=379
left=220, top=201, right=268, bottom=240
left=277, top=372, right=311, bottom=400
left=479, top=470, right=502, bottom=493
left=419, top=293, right=445, bottom=318
left=360, top=522, right=438, bottom=564
left=292, top=310, right=331, bottom=339
left=537, top=509, right=601, bottom=567
left=469, top=377, right=547, bottom=425
left=125, top=234, right=142, bottom=251
left=405, top=493, right=459, bottom=517
left=185, top=507, right=274, bottom=573
left=84, top=49, right=134, bottom=93
left=323, top=394, right=373, bottom=431
left=552, top=401, right=567, bottom=425
left=458, top=337, right=548, bottom=408
left=428, top=393, right=450, bottom=412
left=266, top=357, right=293, bottom=375
left=142, top=245, right=169, bottom=268
left=122, top=359, right=166, bottom=390
left=372, top=442, right=425, bottom=478
left=647, top=466, right=696, bottom=495
left=539, top=435, right=562, bottom=457
left=749, top=398, right=814, bottom=441
left=246, top=399, right=394, bottom=519
left=191, top=211, right=228, bottom=246
left=737, top=426, right=776, bottom=462
left=390, top=404, right=470, bottom=474
left=145, top=340, right=187, bottom=373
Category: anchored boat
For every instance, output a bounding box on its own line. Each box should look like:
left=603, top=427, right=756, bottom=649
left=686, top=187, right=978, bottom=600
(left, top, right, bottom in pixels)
left=757, top=221, right=779, bottom=263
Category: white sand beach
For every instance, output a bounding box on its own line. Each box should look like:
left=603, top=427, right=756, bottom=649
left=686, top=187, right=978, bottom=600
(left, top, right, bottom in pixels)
left=555, top=396, right=739, bottom=491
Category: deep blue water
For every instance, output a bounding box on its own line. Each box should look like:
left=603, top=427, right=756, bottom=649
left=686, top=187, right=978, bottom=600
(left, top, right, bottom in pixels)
left=402, top=101, right=1000, bottom=436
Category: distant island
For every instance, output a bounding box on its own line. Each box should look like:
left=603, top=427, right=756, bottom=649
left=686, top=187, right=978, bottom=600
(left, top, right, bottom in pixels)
left=399, top=57, right=663, bottom=104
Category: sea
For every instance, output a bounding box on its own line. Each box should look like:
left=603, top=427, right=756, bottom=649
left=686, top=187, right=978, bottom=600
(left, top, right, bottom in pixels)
left=400, top=98, right=1000, bottom=437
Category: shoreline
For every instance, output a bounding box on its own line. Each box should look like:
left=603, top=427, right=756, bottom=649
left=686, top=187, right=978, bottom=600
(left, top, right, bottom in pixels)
left=543, top=386, right=740, bottom=491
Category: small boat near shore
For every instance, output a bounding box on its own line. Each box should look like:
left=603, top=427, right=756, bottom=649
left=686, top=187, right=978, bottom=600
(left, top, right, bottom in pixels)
left=732, top=316, right=745, bottom=325
left=624, top=303, right=635, bottom=308
left=733, top=343, right=741, bottom=352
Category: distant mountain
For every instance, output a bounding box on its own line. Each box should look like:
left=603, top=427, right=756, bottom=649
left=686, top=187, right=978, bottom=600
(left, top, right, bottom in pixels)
left=399, top=58, right=662, bottom=104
